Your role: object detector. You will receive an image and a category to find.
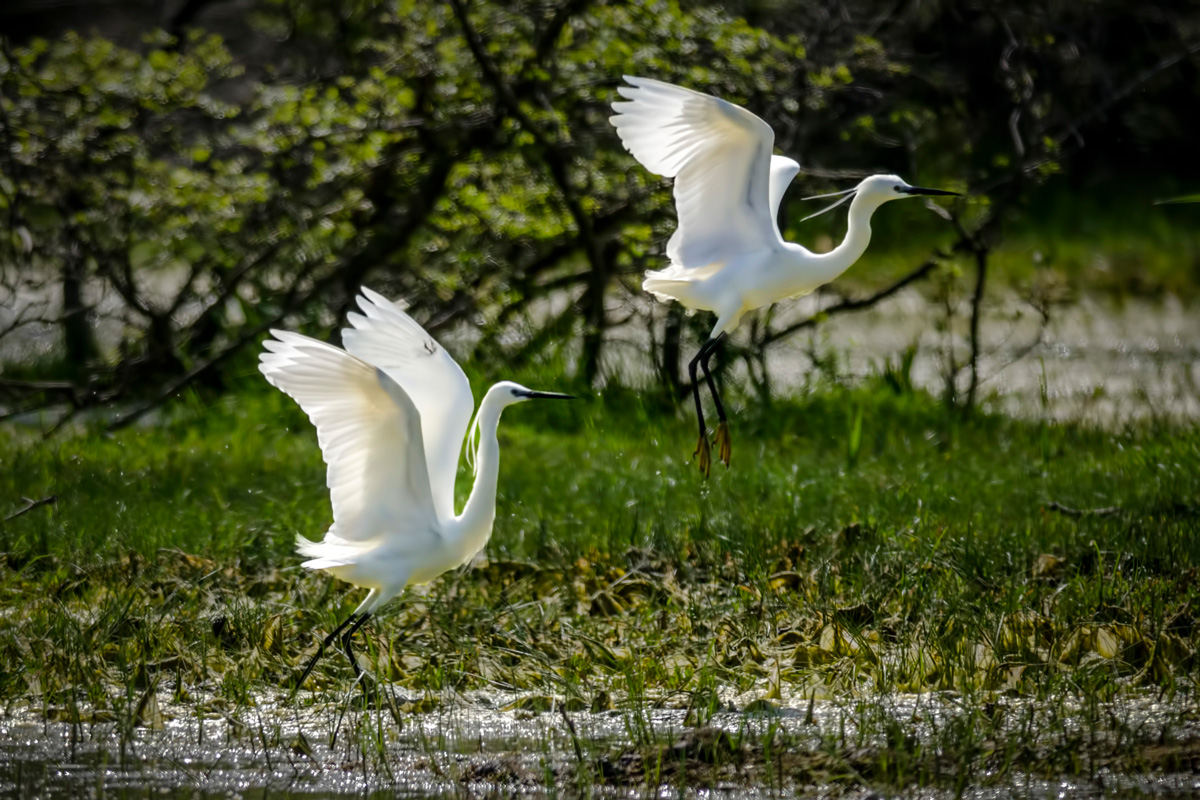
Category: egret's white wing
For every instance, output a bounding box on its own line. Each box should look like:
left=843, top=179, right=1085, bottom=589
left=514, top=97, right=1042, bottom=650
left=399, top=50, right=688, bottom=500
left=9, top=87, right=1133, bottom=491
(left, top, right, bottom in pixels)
left=610, top=76, right=785, bottom=269
left=768, top=156, right=801, bottom=241
left=259, top=331, right=440, bottom=548
left=340, top=288, right=473, bottom=523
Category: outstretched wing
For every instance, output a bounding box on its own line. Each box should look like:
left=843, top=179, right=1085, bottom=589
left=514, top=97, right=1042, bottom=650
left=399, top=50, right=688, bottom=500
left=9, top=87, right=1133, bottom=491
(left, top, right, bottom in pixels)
left=340, top=288, right=474, bottom=523
left=259, top=331, right=440, bottom=548
left=610, top=76, right=787, bottom=269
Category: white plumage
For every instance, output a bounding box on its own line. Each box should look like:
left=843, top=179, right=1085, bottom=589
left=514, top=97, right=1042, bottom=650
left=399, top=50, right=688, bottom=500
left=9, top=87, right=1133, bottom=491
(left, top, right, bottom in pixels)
left=610, top=75, right=796, bottom=278
left=259, top=288, right=573, bottom=687
left=260, top=331, right=439, bottom=559
left=341, top=288, right=474, bottom=525
left=609, top=76, right=959, bottom=475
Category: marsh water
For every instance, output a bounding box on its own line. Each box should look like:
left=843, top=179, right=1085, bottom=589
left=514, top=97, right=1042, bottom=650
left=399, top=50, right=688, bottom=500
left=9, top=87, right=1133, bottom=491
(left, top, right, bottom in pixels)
left=598, top=291, right=1200, bottom=424
left=1, top=689, right=1197, bottom=798
left=3, top=287, right=1199, bottom=426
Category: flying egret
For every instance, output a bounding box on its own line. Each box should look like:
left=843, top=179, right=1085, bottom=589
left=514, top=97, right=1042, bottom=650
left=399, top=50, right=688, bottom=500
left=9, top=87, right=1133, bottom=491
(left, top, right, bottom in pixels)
left=258, top=287, right=573, bottom=688
left=609, top=76, right=959, bottom=476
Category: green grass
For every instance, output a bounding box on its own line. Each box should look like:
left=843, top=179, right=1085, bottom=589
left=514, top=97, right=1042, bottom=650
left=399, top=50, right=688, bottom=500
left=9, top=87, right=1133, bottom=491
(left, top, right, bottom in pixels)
left=0, top=364, right=1198, bottom=794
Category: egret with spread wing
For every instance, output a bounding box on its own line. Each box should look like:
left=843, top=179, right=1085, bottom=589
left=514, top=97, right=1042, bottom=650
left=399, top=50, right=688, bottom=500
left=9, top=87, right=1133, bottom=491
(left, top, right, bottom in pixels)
left=609, top=76, right=959, bottom=476
left=259, top=288, right=572, bottom=688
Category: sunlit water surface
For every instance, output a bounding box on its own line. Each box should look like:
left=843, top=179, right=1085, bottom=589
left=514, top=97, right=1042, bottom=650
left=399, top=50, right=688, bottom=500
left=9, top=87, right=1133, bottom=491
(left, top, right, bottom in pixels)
left=1, top=690, right=1197, bottom=798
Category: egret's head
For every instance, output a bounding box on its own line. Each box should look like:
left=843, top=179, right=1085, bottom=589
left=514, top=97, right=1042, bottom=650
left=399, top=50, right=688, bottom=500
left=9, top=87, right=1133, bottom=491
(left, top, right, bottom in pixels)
left=492, top=380, right=576, bottom=408
left=467, top=381, right=575, bottom=473
left=858, top=174, right=961, bottom=204
left=800, top=174, right=960, bottom=221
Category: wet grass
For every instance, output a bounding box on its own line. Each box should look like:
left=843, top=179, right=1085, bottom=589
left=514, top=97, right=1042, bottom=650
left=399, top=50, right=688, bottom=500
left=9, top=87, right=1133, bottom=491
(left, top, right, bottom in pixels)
left=0, top=366, right=1198, bottom=795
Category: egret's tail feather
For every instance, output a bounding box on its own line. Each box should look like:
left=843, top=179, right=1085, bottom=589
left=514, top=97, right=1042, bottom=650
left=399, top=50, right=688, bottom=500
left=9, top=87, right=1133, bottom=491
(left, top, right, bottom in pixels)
left=295, top=532, right=378, bottom=570
left=642, top=273, right=692, bottom=303
left=644, top=261, right=721, bottom=304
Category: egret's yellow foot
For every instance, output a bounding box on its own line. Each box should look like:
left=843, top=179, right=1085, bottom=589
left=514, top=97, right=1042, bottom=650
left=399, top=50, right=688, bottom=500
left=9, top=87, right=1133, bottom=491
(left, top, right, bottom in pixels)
left=714, top=421, right=731, bottom=468
left=692, top=433, right=712, bottom=478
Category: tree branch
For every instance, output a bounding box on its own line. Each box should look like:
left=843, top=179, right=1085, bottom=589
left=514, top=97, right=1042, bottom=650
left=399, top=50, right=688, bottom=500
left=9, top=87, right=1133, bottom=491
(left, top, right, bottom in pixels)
left=759, top=257, right=941, bottom=349
left=3, top=496, right=57, bottom=524
left=448, top=0, right=611, bottom=381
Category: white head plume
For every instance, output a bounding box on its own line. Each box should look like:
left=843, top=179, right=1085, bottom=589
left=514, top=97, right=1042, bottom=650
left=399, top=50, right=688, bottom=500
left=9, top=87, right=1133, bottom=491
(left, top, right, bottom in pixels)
left=800, top=187, right=857, bottom=221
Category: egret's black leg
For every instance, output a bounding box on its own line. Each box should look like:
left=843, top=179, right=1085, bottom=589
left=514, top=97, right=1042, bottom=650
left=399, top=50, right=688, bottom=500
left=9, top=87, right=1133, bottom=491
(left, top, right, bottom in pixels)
left=699, top=333, right=728, bottom=423
left=688, top=337, right=722, bottom=477
left=688, top=344, right=710, bottom=476
left=341, top=612, right=373, bottom=680
left=295, top=612, right=360, bottom=691
left=699, top=333, right=731, bottom=467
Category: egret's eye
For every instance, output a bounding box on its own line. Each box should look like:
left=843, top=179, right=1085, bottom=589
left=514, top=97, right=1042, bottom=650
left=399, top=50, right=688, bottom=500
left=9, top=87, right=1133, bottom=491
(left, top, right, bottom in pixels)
left=894, top=185, right=903, bottom=192
left=511, top=388, right=520, bottom=397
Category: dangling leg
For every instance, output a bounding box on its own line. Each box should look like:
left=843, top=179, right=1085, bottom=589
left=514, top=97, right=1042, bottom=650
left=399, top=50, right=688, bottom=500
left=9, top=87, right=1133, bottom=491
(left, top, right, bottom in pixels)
left=294, top=588, right=380, bottom=691
left=699, top=333, right=731, bottom=468
left=295, top=612, right=360, bottom=691
left=688, top=341, right=716, bottom=477
left=341, top=612, right=374, bottom=680
left=339, top=587, right=384, bottom=681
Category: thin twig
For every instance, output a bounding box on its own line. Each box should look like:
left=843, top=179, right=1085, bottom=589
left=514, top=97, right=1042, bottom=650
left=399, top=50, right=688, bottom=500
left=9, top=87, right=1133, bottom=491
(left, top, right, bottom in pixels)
left=106, top=316, right=289, bottom=432
left=964, top=242, right=988, bottom=412
left=0, top=378, right=79, bottom=395
left=3, top=495, right=58, bottom=524
left=1051, top=38, right=1200, bottom=149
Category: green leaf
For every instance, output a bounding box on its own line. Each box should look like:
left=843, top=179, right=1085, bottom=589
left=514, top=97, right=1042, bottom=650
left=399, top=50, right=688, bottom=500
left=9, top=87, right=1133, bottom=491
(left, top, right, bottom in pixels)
left=1155, top=193, right=1200, bottom=205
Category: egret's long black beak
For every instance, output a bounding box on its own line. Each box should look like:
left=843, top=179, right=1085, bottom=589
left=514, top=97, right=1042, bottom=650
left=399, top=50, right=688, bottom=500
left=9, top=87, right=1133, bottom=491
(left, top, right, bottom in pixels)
left=518, top=390, right=576, bottom=400
left=901, top=186, right=961, bottom=197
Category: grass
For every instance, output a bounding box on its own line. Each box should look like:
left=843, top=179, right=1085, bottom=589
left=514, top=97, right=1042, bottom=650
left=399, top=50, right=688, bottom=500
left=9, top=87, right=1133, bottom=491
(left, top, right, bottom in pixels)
left=0, top=360, right=1198, bottom=795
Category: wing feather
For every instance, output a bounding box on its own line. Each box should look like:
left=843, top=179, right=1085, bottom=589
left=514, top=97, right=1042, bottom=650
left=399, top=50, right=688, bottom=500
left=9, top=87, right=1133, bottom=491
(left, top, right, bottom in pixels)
left=610, top=76, right=787, bottom=270
left=259, top=331, right=440, bottom=549
left=340, top=288, right=474, bottom=523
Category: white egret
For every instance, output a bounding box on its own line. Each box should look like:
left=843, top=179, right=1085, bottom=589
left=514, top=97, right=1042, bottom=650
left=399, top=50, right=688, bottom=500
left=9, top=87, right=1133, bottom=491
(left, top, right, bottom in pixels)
left=609, top=76, right=959, bottom=476
left=259, top=287, right=573, bottom=688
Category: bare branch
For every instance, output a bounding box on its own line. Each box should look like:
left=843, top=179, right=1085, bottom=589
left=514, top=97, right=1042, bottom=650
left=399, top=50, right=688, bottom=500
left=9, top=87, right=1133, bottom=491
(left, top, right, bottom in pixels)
left=760, top=258, right=941, bottom=349
left=3, top=495, right=58, bottom=524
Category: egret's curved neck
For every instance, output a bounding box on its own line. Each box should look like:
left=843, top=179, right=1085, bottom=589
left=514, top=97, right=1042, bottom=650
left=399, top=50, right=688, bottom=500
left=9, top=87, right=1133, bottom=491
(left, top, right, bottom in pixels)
left=452, top=390, right=507, bottom=554
left=813, top=193, right=882, bottom=282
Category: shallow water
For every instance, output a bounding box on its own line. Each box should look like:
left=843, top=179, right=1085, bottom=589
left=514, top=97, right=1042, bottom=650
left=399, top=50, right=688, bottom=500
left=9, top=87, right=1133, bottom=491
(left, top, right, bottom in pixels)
left=598, top=291, right=1200, bottom=425
left=773, top=292, right=1200, bottom=423
left=3, top=285, right=1198, bottom=427
left=1, top=689, right=1196, bottom=798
